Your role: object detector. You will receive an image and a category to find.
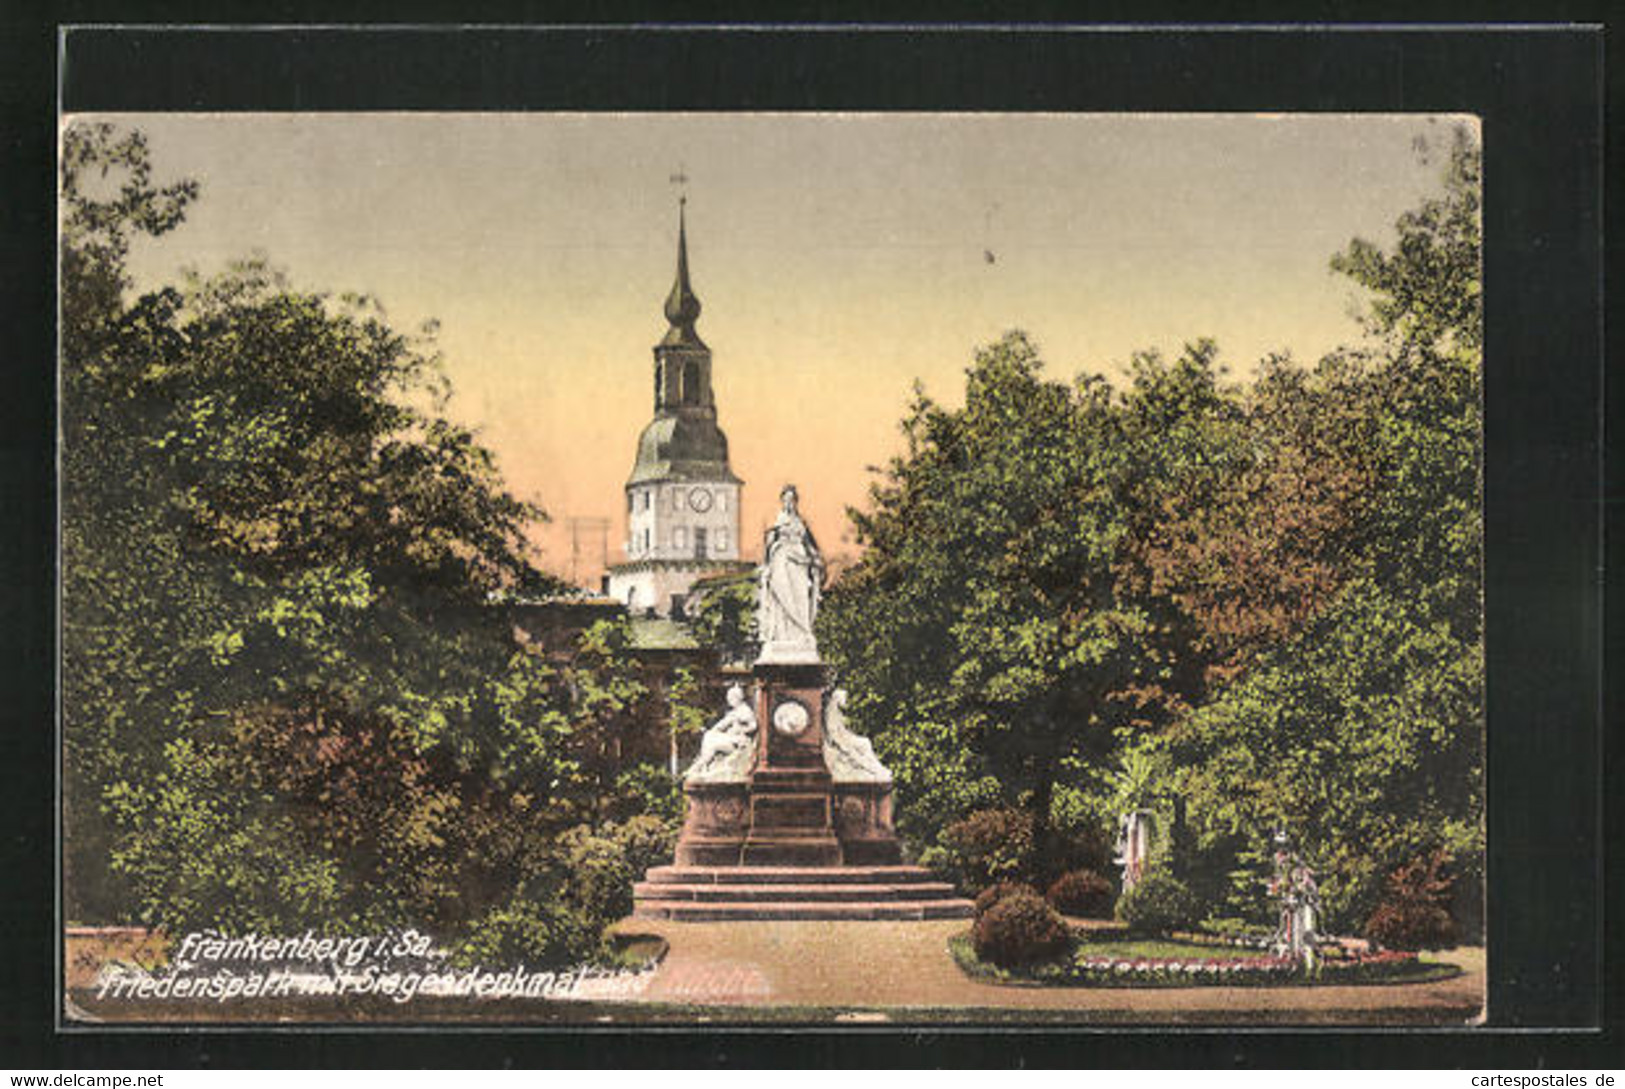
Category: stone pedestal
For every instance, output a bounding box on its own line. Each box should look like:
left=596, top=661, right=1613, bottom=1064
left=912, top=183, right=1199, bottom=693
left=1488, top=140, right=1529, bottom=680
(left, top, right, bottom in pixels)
left=673, top=781, right=750, bottom=867
left=833, top=781, right=904, bottom=865
left=740, top=662, right=842, bottom=866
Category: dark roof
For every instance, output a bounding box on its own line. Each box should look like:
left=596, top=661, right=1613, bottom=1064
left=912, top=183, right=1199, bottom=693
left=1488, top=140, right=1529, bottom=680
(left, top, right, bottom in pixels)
left=629, top=414, right=741, bottom=485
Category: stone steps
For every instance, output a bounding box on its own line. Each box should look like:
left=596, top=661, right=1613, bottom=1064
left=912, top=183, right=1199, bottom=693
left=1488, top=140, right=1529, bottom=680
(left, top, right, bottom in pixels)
left=634, top=880, right=961, bottom=902
left=633, top=898, right=973, bottom=922
left=634, top=862, right=974, bottom=921
left=643, top=864, right=942, bottom=885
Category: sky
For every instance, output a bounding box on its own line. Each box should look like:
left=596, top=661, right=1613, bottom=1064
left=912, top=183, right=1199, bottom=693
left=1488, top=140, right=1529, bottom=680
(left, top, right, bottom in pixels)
left=85, top=112, right=1474, bottom=587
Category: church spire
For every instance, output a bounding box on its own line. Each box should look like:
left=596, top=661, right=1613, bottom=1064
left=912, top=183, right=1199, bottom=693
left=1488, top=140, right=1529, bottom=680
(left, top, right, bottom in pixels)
left=661, top=198, right=705, bottom=348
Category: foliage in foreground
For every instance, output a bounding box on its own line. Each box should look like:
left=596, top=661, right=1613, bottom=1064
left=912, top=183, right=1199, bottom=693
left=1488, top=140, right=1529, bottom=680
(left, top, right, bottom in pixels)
left=61, top=123, right=676, bottom=960
left=973, top=879, right=1041, bottom=919
left=1363, top=851, right=1460, bottom=952
left=1115, top=871, right=1199, bottom=935
left=970, top=890, right=1071, bottom=968
left=1046, top=869, right=1115, bottom=919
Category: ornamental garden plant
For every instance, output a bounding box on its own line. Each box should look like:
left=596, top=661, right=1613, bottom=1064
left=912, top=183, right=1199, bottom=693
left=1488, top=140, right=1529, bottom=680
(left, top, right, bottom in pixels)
left=956, top=860, right=1460, bottom=989
left=953, top=915, right=1457, bottom=989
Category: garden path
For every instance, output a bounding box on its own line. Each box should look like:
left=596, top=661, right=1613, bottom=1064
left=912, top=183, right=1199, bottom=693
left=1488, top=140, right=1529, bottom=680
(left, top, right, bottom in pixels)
left=607, top=918, right=1484, bottom=1024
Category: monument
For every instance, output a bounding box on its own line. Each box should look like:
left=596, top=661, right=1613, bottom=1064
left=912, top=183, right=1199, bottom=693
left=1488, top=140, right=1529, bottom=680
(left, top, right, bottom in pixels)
left=633, top=484, right=973, bottom=920
left=1114, top=809, right=1156, bottom=893
left=1269, top=828, right=1323, bottom=969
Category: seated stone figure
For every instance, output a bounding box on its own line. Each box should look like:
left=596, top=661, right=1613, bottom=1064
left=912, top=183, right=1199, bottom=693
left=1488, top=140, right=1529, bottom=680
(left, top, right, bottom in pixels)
left=685, top=684, right=759, bottom=783
left=822, top=688, right=891, bottom=783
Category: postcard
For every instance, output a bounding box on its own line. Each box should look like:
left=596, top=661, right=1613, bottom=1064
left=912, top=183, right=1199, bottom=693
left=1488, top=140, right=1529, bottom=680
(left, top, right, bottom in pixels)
left=60, top=109, right=1486, bottom=1027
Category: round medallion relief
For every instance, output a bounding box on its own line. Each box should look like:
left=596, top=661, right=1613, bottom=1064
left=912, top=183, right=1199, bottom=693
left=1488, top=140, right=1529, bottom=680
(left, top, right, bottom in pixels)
left=771, top=699, right=811, bottom=737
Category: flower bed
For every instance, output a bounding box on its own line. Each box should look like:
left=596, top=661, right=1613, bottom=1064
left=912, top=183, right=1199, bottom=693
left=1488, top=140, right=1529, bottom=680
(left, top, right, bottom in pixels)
left=950, top=933, right=1459, bottom=988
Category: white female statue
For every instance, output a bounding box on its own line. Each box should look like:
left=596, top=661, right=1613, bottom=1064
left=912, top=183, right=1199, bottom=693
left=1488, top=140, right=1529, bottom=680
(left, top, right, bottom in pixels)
left=756, top=484, right=825, bottom=663
left=1270, top=829, right=1322, bottom=968
left=684, top=684, right=758, bottom=783
left=821, top=688, right=891, bottom=783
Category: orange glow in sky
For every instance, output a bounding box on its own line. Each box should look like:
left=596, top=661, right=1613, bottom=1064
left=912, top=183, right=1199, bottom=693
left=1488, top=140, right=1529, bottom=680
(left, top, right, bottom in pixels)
left=93, top=112, right=1475, bottom=588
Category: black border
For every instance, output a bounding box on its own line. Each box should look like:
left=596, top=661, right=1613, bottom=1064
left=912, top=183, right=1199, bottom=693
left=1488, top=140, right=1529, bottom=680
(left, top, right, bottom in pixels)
left=4, top=16, right=1613, bottom=1069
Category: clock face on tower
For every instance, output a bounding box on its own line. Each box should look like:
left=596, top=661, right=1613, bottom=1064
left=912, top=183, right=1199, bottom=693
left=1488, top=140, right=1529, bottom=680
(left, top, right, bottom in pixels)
left=688, top=489, right=714, bottom=513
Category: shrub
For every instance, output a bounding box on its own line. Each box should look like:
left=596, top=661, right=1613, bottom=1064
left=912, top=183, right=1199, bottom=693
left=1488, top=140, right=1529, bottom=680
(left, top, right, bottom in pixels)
left=555, top=816, right=680, bottom=925
left=974, top=879, right=1040, bottom=918
left=1048, top=805, right=1114, bottom=878
left=611, top=764, right=685, bottom=825
left=972, top=890, right=1072, bottom=968
left=915, top=843, right=953, bottom=876
left=610, top=813, right=681, bottom=879
left=1046, top=869, right=1114, bottom=918
left=1364, top=851, right=1459, bottom=951
left=452, top=895, right=600, bottom=969
left=942, top=808, right=1033, bottom=892
left=1115, top=871, right=1198, bottom=935
left=1365, top=901, right=1455, bottom=951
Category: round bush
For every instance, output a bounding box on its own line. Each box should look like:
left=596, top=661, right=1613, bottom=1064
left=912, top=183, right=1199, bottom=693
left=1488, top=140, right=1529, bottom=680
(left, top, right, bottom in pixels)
left=1114, top=871, right=1198, bottom=935
left=972, top=890, right=1072, bottom=968
left=974, top=879, right=1040, bottom=918
left=1046, top=869, right=1115, bottom=918
left=942, top=808, right=1033, bottom=892
left=1365, top=900, right=1457, bottom=951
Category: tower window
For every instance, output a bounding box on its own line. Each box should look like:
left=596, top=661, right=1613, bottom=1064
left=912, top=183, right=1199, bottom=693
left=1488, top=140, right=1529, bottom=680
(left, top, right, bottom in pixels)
left=716, top=490, right=727, bottom=512
left=674, top=527, right=687, bottom=550
left=672, top=488, right=684, bottom=511
left=641, top=491, right=650, bottom=511
left=715, top=528, right=728, bottom=552
left=682, top=360, right=701, bottom=405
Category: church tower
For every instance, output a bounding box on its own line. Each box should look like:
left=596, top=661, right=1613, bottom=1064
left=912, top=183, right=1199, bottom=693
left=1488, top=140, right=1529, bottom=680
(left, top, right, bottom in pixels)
left=606, top=202, right=748, bottom=617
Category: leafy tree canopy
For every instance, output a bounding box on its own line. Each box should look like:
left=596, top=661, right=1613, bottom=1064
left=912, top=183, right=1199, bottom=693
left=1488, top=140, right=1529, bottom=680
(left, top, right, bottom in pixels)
left=60, top=123, right=666, bottom=948
left=824, top=130, right=1482, bottom=932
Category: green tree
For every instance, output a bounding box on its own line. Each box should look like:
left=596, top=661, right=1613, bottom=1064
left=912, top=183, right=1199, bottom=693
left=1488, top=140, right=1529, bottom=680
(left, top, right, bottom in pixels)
left=59, top=123, right=607, bottom=942
left=61, top=124, right=208, bottom=920
left=1173, top=129, right=1484, bottom=933
left=557, top=619, right=651, bottom=829
left=1330, top=127, right=1482, bottom=642
left=821, top=332, right=1156, bottom=875
left=687, top=571, right=758, bottom=666
left=1116, top=343, right=1375, bottom=700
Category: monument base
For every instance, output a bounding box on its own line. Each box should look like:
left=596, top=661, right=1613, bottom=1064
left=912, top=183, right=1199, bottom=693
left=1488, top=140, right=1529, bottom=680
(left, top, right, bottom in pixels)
left=673, top=781, right=749, bottom=867
left=740, top=765, right=843, bottom=865
left=647, top=652, right=949, bottom=919
left=833, top=781, right=904, bottom=865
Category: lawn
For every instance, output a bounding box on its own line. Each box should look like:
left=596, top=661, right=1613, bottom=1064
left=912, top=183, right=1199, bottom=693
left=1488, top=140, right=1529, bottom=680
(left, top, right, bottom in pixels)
left=1076, top=937, right=1267, bottom=961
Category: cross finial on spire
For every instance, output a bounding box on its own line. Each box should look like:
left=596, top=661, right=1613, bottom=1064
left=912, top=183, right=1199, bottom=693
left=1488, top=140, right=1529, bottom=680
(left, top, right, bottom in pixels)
left=662, top=190, right=702, bottom=342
